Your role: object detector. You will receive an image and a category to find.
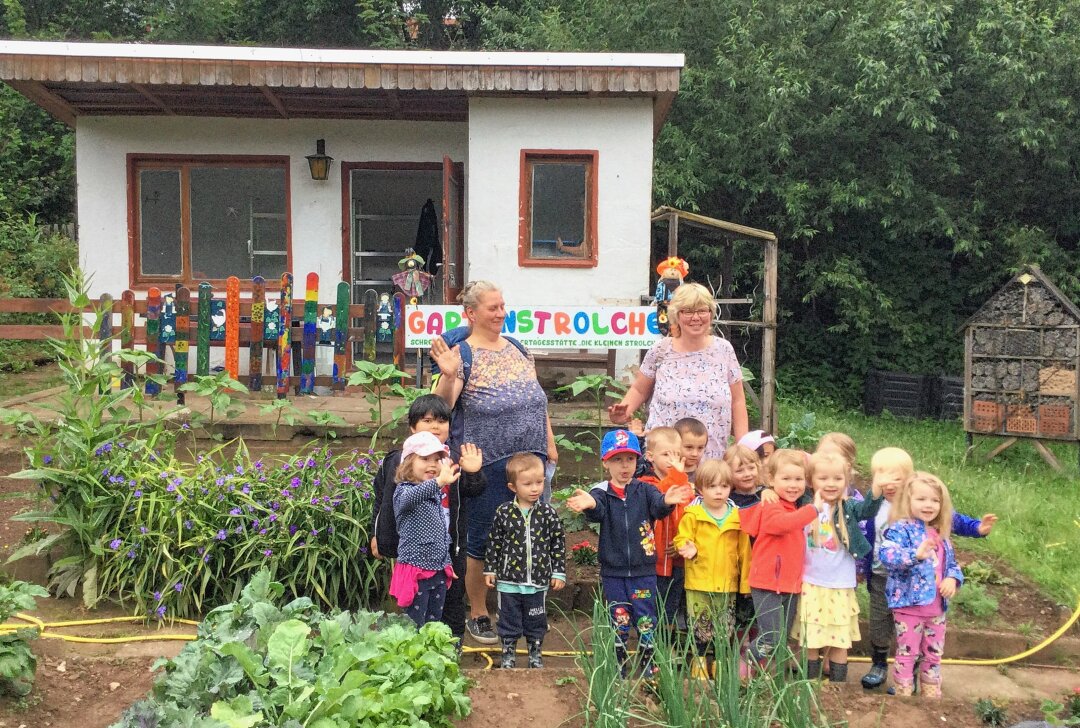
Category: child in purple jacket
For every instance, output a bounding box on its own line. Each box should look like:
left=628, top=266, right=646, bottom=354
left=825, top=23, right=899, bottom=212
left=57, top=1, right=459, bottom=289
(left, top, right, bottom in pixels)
left=879, top=472, right=965, bottom=698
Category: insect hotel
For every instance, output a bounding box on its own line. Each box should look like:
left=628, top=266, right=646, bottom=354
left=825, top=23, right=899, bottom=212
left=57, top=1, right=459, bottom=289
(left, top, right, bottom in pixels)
left=962, top=265, right=1080, bottom=469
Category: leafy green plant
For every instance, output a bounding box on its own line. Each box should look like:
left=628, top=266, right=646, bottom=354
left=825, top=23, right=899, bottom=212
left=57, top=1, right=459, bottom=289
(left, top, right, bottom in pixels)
left=257, top=397, right=301, bottom=436
left=556, top=374, right=627, bottom=477
left=551, top=486, right=597, bottom=535
left=964, top=560, right=1014, bottom=587
left=112, top=569, right=471, bottom=728
left=179, top=371, right=248, bottom=426
left=953, top=581, right=999, bottom=619
left=1040, top=699, right=1080, bottom=727
left=974, top=697, right=1009, bottom=727
left=0, top=579, right=49, bottom=697
left=307, top=409, right=348, bottom=439
left=347, top=361, right=420, bottom=449
left=775, top=412, right=824, bottom=451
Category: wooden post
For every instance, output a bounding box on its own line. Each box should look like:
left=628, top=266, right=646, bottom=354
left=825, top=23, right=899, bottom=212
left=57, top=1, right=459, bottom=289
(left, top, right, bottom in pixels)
left=719, top=241, right=734, bottom=340
left=760, top=237, right=779, bottom=433
left=963, top=328, right=973, bottom=438
left=666, top=212, right=679, bottom=257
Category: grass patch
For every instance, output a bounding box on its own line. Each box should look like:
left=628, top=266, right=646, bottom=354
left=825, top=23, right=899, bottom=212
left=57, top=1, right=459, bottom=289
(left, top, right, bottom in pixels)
left=780, top=401, right=1080, bottom=604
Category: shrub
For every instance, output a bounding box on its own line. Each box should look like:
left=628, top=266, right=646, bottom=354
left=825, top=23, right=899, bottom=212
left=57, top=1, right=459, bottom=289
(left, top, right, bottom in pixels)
left=112, top=569, right=471, bottom=728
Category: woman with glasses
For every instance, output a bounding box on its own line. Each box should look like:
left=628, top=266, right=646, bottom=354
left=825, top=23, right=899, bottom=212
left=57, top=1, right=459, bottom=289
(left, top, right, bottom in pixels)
left=609, top=282, right=749, bottom=460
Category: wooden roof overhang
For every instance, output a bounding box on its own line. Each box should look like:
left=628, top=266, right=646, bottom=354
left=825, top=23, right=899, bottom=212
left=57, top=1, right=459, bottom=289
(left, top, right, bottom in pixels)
left=0, top=41, right=683, bottom=133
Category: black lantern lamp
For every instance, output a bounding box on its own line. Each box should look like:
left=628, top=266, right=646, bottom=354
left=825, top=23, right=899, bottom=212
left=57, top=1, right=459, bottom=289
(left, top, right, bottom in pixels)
left=306, top=139, right=333, bottom=181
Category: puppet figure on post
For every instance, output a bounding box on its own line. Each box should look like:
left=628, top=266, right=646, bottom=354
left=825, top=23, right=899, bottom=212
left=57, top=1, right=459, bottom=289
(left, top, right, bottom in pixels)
left=392, top=248, right=434, bottom=305
left=655, top=256, right=689, bottom=336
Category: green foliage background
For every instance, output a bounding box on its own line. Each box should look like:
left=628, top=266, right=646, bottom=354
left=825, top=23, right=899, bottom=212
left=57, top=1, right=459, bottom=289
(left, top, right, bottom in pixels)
left=2, top=0, right=1079, bottom=401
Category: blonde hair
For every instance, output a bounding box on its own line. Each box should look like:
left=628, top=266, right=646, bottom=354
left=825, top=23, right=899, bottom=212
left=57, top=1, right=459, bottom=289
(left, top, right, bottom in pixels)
left=458, top=280, right=502, bottom=310
left=645, top=426, right=681, bottom=454
left=723, top=444, right=761, bottom=474
left=694, top=459, right=732, bottom=493
left=668, top=283, right=716, bottom=337
left=816, top=432, right=857, bottom=471
left=869, top=447, right=914, bottom=477
left=506, top=452, right=544, bottom=484
left=764, top=448, right=807, bottom=484
left=892, top=471, right=954, bottom=539
left=394, top=453, right=422, bottom=484
left=807, top=451, right=851, bottom=548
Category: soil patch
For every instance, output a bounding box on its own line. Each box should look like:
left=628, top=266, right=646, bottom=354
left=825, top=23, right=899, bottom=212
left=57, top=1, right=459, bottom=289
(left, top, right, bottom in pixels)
left=0, top=639, right=158, bottom=728
left=456, top=667, right=585, bottom=728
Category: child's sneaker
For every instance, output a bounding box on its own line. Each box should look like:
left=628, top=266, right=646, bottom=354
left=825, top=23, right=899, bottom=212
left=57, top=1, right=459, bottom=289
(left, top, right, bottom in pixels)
left=467, top=616, right=498, bottom=645
left=528, top=640, right=543, bottom=669
left=500, top=639, right=517, bottom=669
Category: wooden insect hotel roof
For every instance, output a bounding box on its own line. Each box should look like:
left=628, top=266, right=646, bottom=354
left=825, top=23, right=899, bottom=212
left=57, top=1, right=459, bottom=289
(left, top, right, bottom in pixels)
left=963, top=265, right=1080, bottom=443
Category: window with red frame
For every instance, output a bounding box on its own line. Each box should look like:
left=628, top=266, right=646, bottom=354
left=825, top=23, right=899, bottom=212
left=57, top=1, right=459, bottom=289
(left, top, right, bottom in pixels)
left=131, top=157, right=290, bottom=285
left=518, top=151, right=598, bottom=267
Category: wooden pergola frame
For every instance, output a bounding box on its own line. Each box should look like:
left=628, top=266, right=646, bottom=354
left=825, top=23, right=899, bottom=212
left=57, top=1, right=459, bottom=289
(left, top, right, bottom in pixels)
left=650, top=206, right=779, bottom=433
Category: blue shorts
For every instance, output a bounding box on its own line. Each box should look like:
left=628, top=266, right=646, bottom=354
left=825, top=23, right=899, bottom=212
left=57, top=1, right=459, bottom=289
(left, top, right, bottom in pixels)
left=467, top=454, right=546, bottom=560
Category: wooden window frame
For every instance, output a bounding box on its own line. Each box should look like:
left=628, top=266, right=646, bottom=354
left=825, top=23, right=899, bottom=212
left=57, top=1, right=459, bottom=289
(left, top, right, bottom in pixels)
left=517, top=149, right=599, bottom=268
left=127, top=154, right=292, bottom=289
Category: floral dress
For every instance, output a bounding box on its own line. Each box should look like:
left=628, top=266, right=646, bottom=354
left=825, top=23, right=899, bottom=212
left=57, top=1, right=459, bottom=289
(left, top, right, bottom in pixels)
left=640, top=336, right=743, bottom=459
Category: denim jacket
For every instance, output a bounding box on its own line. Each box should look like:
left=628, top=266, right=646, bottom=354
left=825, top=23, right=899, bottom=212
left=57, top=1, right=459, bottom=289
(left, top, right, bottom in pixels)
left=878, top=519, right=964, bottom=611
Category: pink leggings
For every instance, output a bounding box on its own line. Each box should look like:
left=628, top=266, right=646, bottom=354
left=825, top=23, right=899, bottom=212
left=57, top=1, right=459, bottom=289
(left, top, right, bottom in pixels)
left=892, top=611, right=946, bottom=688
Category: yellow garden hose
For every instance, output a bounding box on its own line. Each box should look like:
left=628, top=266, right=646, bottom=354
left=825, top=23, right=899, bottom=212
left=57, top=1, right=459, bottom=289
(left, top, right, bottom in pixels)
left=0, top=597, right=1075, bottom=667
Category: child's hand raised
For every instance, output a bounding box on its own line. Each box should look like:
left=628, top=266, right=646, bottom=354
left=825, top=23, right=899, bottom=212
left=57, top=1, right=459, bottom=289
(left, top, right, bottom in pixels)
left=939, top=576, right=958, bottom=599
left=760, top=488, right=779, bottom=505
left=629, top=417, right=645, bottom=436
left=977, top=514, right=998, bottom=536
left=566, top=489, right=597, bottom=512
left=664, top=484, right=694, bottom=505
left=915, top=538, right=936, bottom=561
left=677, top=540, right=698, bottom=560
left=670, top=455, right=686, bottom=473
left=436, top=460, right=461, bottom=486
left=458, top=443, right=484, bottom=473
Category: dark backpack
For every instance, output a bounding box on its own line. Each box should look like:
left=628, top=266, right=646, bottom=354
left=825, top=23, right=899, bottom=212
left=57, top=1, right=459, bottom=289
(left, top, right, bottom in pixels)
left=430, top=326, right=529, bottom=446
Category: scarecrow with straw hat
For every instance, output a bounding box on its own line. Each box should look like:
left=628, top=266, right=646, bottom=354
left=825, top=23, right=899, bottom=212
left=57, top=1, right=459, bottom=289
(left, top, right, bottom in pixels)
left=392, top=248, right=434, bottom=304
left=655, top=256, right=689, bottom=336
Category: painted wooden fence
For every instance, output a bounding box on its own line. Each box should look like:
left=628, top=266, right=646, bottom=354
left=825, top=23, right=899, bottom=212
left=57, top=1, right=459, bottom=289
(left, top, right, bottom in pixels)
left=0, top=274, right=408, bottom=403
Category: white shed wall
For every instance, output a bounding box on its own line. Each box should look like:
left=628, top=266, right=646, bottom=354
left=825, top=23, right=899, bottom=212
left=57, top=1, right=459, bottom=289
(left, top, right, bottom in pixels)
left=465, top=97, right=655, bottom=307
left=75, top=116, right=467, bottom=300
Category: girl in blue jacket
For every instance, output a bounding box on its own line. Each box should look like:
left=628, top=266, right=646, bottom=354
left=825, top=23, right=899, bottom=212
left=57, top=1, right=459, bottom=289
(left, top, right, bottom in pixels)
left=878, top=472, right=964, bottom=698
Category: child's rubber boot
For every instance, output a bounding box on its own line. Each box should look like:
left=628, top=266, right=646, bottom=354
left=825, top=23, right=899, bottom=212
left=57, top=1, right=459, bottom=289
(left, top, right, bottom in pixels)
left=639, top=645, right=659, bottom=680
left=500, top=638, right=517, bottom=669
left=738, top=657, right=751, bottom=683
left=860, top=648, right=888, bottom=690
left=528, top=639, right=543, bottom=669
left=805, top=658, right=822, bottom=680
left=921, top=679, right=941, bottom=699
left=892, top=680, right=914, bottom=697
left=828, top=661, right=848, bottom=683
left=690, top=656, right=709, bottom=680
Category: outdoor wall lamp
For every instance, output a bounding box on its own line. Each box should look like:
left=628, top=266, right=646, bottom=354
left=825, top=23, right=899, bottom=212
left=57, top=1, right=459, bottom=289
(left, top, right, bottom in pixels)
left=306, top=139, right=333, bottom=181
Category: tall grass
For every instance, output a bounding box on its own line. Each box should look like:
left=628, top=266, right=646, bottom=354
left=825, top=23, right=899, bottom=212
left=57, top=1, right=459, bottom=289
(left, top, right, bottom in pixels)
left=576, top=599, right=832, bottom=728
left=782, top=401, right=1080, bottom=604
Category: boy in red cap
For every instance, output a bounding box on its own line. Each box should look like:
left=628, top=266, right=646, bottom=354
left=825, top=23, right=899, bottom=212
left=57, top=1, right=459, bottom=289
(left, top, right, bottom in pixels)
left=567, top=429, right=693, bottom=676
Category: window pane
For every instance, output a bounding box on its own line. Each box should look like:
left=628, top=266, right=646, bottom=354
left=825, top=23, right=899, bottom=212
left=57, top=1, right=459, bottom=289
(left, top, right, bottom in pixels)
left=190, top=167, right=286, bottom=279
left=530, top=162, right=587, bottom=258
left=139, top=169, right=182, bottom=275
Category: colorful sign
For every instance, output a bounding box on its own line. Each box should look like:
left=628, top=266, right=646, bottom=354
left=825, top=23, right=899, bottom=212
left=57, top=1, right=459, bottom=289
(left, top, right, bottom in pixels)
left=404, top=305, right=662, bottom=349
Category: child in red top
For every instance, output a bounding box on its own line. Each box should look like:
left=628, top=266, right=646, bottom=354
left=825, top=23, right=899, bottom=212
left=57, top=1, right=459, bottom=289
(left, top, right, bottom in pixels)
left=638, top=426, right=690, bottom=630
left=740, top=448, right=817, bottom=664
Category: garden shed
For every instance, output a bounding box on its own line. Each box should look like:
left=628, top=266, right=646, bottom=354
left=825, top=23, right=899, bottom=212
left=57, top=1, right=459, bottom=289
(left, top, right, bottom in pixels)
left=962, top=265, right=1080, bottom=468
left=0, top=40, right=682, bottom=315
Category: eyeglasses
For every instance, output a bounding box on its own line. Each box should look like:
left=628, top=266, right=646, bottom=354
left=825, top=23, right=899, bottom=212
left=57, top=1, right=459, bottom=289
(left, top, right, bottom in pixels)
left=678, top=309, right=713, bottom=321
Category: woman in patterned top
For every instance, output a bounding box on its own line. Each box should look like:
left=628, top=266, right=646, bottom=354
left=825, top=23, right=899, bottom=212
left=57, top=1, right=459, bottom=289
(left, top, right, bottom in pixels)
left=430, top=280, right=558, bottom=645
left=609, top=282, right=748, bottom=461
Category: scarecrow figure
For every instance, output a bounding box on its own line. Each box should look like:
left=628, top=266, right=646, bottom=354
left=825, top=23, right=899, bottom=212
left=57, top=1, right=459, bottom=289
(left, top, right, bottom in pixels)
left=655, top=256, right=689, bottom=335
left=392, top=248, right=434, bottom=304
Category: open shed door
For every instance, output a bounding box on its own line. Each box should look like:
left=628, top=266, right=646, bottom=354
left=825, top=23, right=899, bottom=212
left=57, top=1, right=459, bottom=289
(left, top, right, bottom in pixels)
left=442, top=156, right=464, bottom=304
